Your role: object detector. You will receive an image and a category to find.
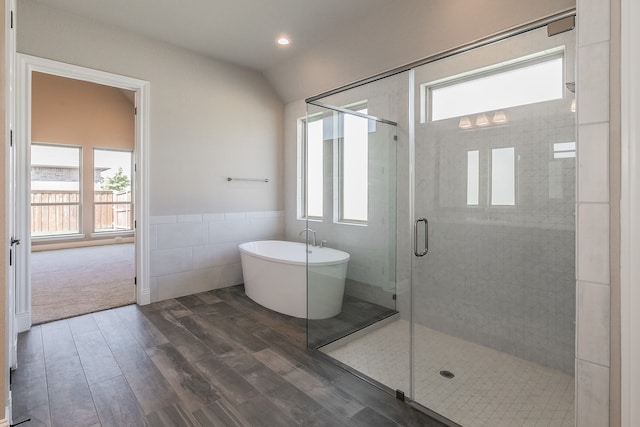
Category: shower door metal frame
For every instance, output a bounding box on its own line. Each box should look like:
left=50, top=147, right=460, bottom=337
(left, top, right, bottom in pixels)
left=305, top=10, right=576, bottom=104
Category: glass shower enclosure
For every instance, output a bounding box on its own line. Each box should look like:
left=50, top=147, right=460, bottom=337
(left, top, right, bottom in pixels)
left=304, top=99, right=401, bottom=353
left=305, top=18, right=576, bottom=427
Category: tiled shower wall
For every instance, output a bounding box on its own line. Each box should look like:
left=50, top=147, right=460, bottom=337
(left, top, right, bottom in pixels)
left=149, top=211, right=284, bottom=301
left=575, top=0, right=613, bottom=424
left=412, top=100, right=577, bottom=375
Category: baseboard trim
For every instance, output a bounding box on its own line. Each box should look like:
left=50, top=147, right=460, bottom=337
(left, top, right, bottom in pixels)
left=2, top=400, right=10, bottom=427
left=137, top=287, right=151, bottom=305
left=16, top=312, right=31, bottom=333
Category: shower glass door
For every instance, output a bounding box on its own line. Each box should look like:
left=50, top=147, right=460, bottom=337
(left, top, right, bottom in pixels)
left=410, top=25, right=576, bottom=426
left=304, top=100, right=400, bottom=345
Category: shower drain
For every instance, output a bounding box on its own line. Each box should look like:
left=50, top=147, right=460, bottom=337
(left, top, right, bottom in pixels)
left=439, top=370, right=455, bottom=379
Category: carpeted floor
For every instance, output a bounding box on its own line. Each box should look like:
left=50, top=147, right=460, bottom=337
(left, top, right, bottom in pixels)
left=31, top=243, right=136, bottom=324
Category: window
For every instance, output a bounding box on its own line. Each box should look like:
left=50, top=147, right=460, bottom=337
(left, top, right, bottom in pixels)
left=425, top=53, right=564, bottom=122
left=298, top=102, right=371, bottom=224
left=301, top=115, right=324, bottom=219
left=340, top=107, right=369, bottom=222
left=94, top=149, right=133, bottom=232
left=553, top=142, right=576, bottom=159
left=491, top=147, right=516, bottom=206
left=465, top=147, right=516, bottom=207
left=467, top=150, right=480, bottom=205
left=30, top=144, right=82, bottom=237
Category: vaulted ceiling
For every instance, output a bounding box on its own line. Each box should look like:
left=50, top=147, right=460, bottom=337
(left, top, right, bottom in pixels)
left=31, top=0, right=388, bottom=71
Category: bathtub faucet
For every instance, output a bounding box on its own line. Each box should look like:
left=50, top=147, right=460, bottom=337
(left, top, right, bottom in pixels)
left=299, top=228, right=317, bottom=247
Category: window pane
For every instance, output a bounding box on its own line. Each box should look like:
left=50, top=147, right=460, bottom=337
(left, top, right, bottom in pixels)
left=342, top=111, right=368, bottom=222
left=95, top=202, right=133, bottom=232
left=467, top=150, right=479, bottom=205
left=94, top=149, right=133, bottom=232
left=491, top=147, right=515, bottom=206
left=431, top=56, right=563, bottom=121
left=31, top=144, right=81, bottom=236
left=94, top=150, right=132, bottom=192
left=553, top=141, right=576, bottom=159
left=306, top=119, right=324, bottom=218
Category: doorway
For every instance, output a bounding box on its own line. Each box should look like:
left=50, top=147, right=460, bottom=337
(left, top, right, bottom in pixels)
left=30, top=73, right=136, bottom=324
left=13, top=54, right=150, bottom=332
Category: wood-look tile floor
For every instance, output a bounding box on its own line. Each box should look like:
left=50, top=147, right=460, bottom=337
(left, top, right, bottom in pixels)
left=12, top=285, right=445, bottom=427
left=308, top=295, right=397, bottom=349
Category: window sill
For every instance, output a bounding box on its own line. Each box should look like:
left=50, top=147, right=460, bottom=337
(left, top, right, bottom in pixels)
left=333, top=221, right=368, bottom=227
left=91, top=231, right=135, bottom=238
left=32, top=233, right=86, bottom=242
left=298, top=217, right=323, bottom=223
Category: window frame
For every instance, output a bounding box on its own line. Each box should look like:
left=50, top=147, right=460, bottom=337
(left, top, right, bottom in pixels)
left=298, top=112, right=325, bottom=221
left=467, top=150, right=480, bottom=206
left=298, top=101, right=371, bottom=226
left=464, top=145, right=518, bottom=208
left=337, top=102, right=369, bottom=224
left=422, top=49, right=566, bottom=123
left=92, top=148, right=135, bottom=235
left=489, top=146, right=517, bottom=207
left=30, top=142, right=83, bottom=239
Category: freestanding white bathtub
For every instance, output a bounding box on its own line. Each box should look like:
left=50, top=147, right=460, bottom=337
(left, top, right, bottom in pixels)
left=238, top=240, right=350, bottom=319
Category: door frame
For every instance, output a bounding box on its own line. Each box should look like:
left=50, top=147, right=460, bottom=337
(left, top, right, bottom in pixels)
left=14, top=54, right=151, bottom=332
left=5, top=2, right=16, bottom=425
left=620, top=0, right=640, bottom=424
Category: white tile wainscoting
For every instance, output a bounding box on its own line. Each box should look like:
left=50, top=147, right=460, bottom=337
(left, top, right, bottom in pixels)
left=149, top=211, right=285, bottom=301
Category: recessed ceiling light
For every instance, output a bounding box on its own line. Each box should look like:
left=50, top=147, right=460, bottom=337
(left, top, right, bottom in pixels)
left=277, top=37, right=290, bottom=46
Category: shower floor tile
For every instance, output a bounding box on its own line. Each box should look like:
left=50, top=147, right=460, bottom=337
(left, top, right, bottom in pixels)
left=325, top=320, right=574, bottom=427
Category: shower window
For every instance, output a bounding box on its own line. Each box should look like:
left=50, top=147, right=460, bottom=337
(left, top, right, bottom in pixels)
left=299, top=114, right=324, bottom=219
left=339, top=106, right=369, bottom=223
left=423, top=50, right=564, bottom=122
left=299, top=103, right=370, bottom=224
left=553, top=141, right=576, bottom=159
left=467, top=150, right=480, bottom=205
left=490, top=147, right=516, bottom=206
left=464, top=147, right=516, bottom=207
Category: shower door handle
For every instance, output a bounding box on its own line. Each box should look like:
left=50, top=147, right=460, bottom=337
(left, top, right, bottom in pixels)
left=414, top=217, right=428, bottom=257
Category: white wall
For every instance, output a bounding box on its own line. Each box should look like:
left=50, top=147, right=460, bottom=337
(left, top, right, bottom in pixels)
left=17, top=0, right=284, bottom=216
left=16, top=0, right=285, bottom=300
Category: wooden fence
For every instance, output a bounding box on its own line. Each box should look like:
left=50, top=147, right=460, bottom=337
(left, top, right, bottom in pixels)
left=94, top=190, right=132, bottom=232
left=31, top=190, right=132, bottom=236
